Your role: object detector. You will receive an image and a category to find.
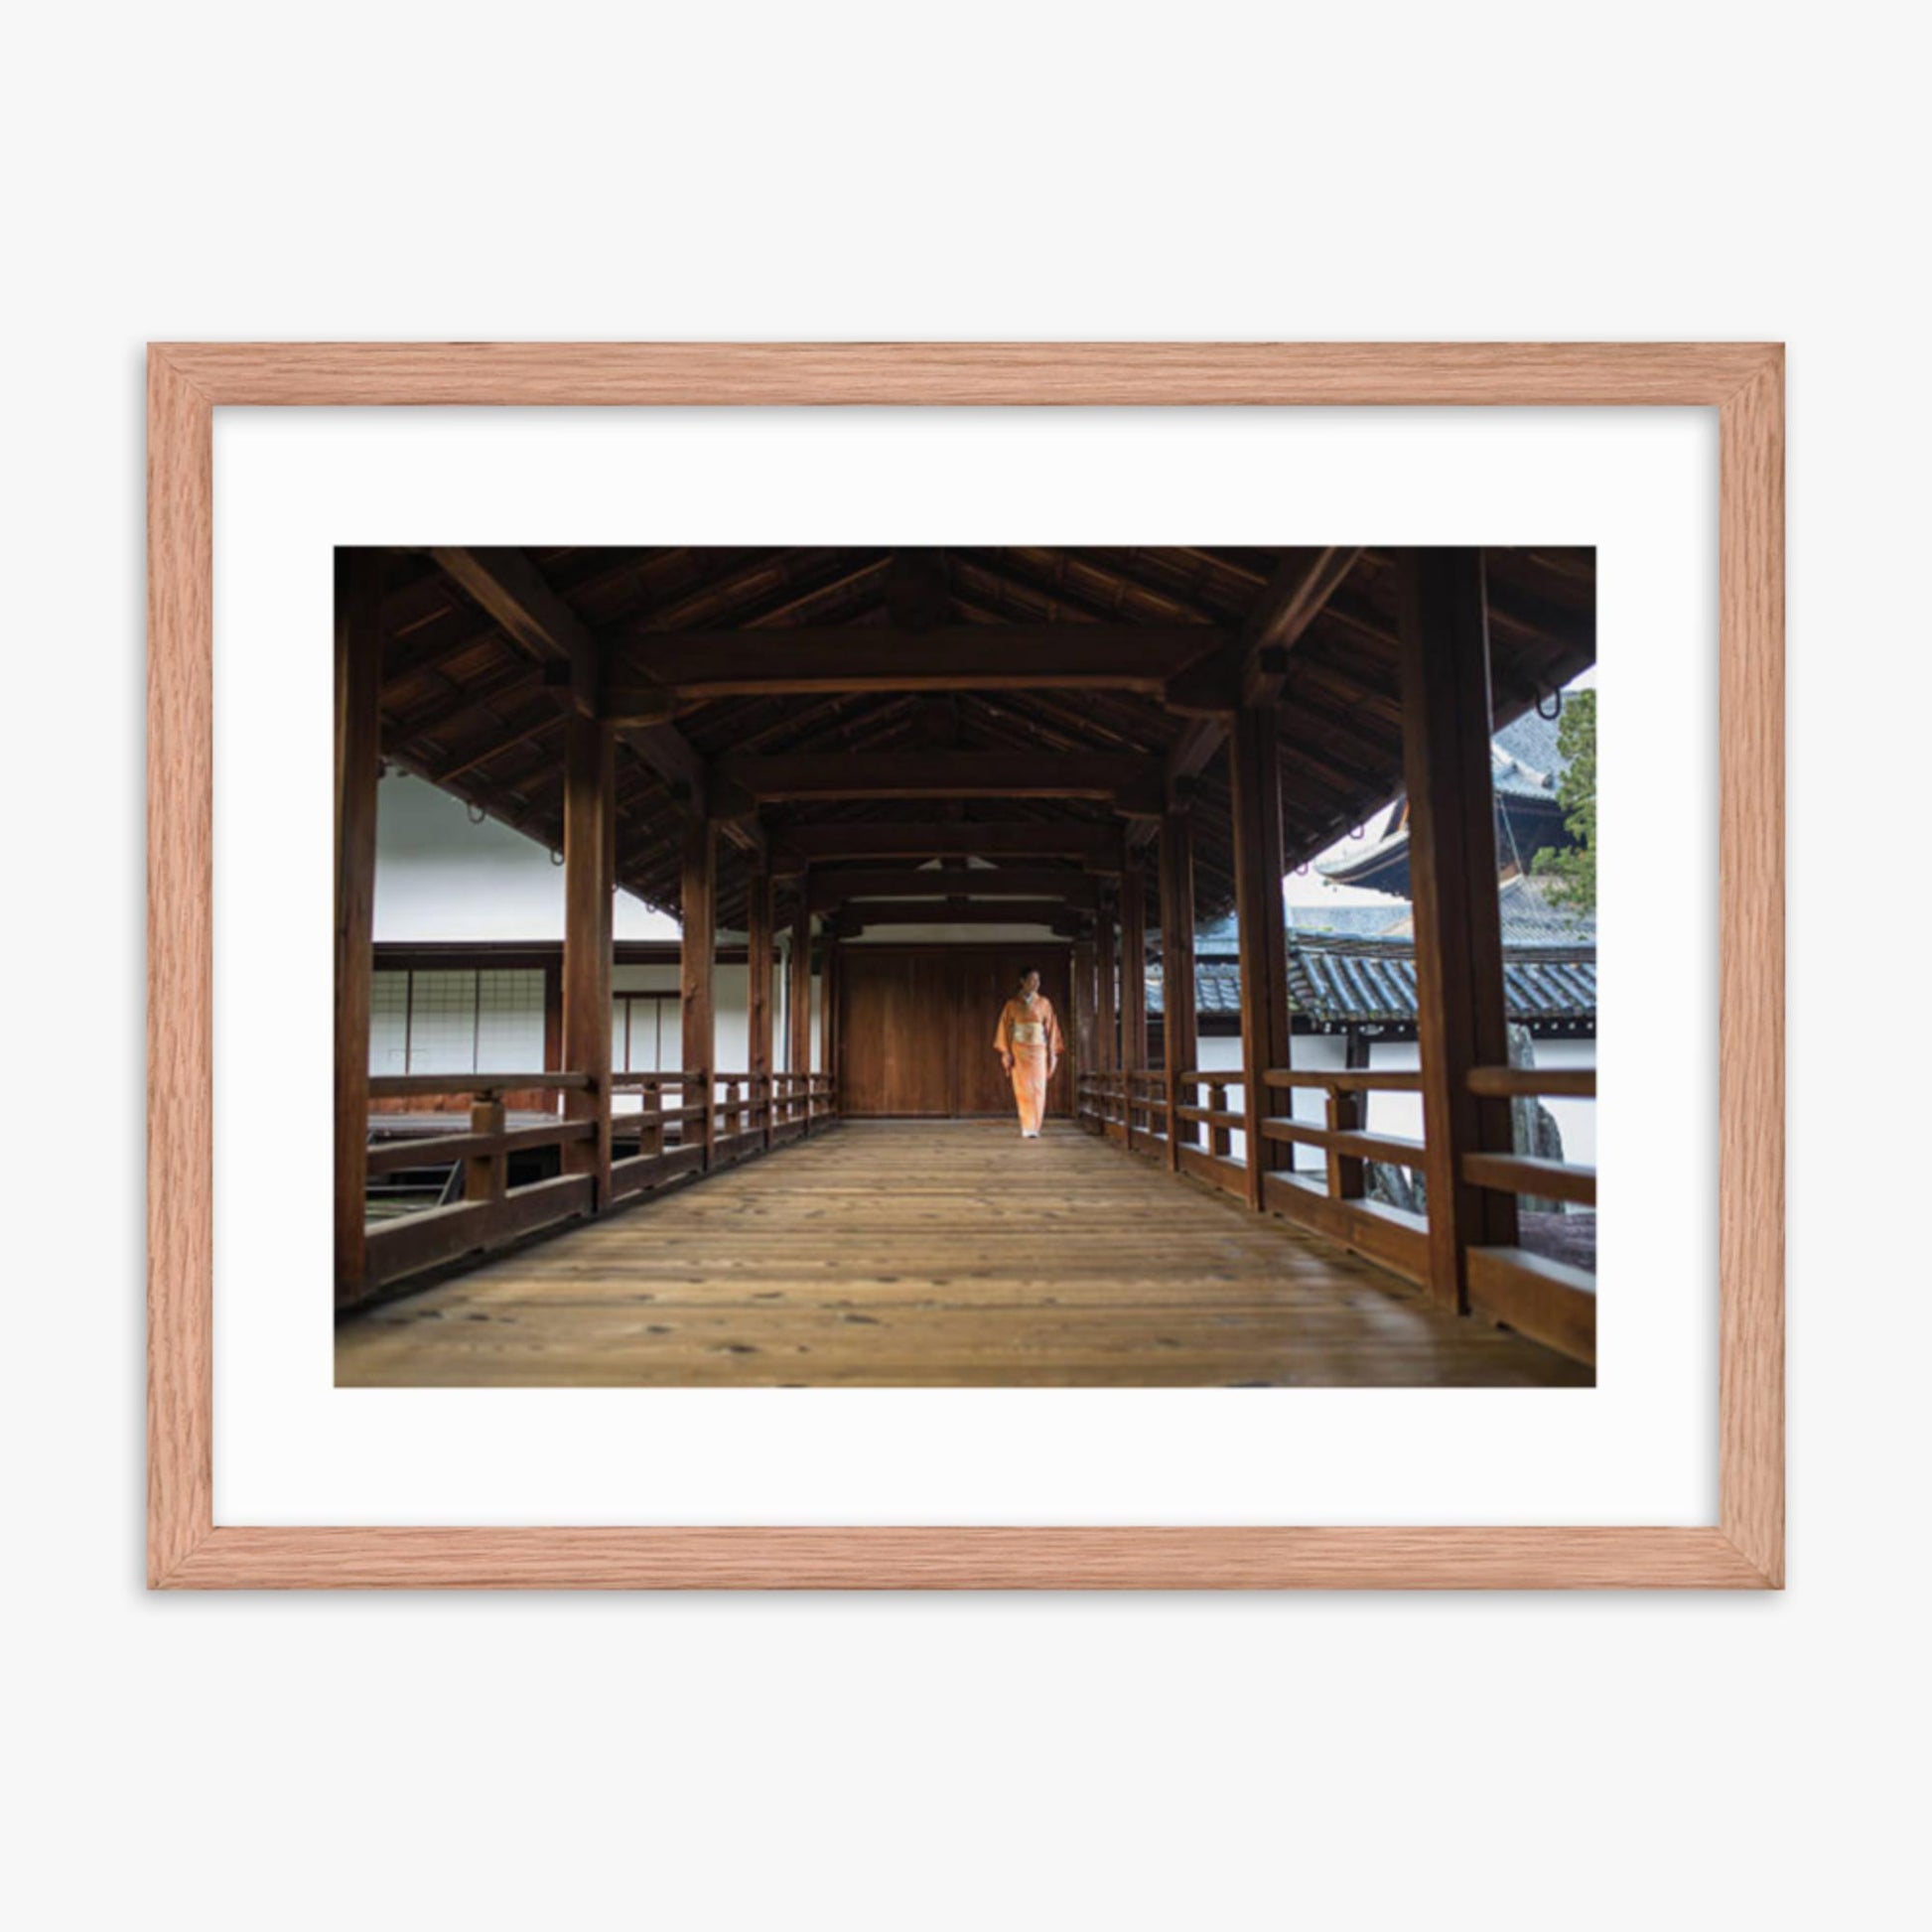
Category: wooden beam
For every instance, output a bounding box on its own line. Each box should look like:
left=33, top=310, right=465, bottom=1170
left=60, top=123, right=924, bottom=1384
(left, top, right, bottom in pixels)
left=334, top=550, right=384, bottom=1307
left=1158, top=807, right=1198, bottom=1163
left=714, top=752, right=1159, bottom=805
left=1398, top=548, right=1518, bottom=1310
left=608, top=623, right=1226, bottom=714
left=835, top=898, right=1084, bottom=931
left=431, top=545, right=603, bottom=718
left=1239, top=547, right=1366, bottom=706
left=771, top=822, right=1126, bottom=869
left=747, top=862, right=773, bottom=1151
left=562, top=713, right=615, bottom=1207
left=430, top=546, right=755, bottom=847
left=1230, top=704, right=1293, bottom=1210
left=681, top=816, right=717, bottom=1170
left=1120, top=864, right=1149, bottom=1071
left=806, top=867, right=1099, bottom=911
left=787, top=889, right=812, bottom=1076
left=1136, top=546, right=1362, bottom=847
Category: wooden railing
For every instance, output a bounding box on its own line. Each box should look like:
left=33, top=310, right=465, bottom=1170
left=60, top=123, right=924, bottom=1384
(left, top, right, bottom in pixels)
left=364, top=1065, right=841, bottom=1296
left=1077, top=1070, right=1171, bottom=1157
left=1078, top=1058, right=1595, bottom=1366
left=1256, top=1069, right=1432, bottom=1289
left=364, top=1073, right=600, bottom=1290
left=610, top=1070, right=711, bottom=1197
left=1459, top=1064, right=1596, bottom=1365
left=769, top=1070, right=838, bottom=1143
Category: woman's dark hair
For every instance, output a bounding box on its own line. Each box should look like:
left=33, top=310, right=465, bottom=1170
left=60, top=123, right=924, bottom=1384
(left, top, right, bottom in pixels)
left=1018, top=965, right=1040, bottom=980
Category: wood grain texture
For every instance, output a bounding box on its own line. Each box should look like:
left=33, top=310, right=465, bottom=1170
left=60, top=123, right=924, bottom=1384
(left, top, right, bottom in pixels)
left=151, top=341, right=1776, bottom=407
left=145, top=341, right=1785, bottom=1588
left=336, top=1120, right=1581, bottom=1388
left=1719, top=357, right=1786, bottom=1587
left=162, top=1526, right=1770, bottom=1590
left=148, top=348, right=214, bottom=1586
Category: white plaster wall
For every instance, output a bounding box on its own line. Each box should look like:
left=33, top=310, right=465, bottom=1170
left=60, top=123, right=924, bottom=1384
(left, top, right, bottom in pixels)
left=373, top=771, right=679, bottom=942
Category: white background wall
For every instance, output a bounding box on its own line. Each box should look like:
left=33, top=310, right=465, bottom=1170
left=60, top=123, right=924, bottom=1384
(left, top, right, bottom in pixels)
left=7, top=8, right=1924, bottom=1929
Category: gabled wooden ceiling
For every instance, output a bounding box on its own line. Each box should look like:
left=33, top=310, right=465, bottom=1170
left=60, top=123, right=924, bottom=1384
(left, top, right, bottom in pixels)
left=373, top=545, right=1595, bottom=929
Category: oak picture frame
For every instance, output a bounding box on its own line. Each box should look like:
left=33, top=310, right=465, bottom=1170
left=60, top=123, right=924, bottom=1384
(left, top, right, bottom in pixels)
left=148, top=342, right=1783, bottom=1589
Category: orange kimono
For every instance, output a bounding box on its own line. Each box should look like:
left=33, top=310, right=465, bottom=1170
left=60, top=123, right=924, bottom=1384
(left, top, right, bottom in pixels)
left=994, top=994, right=1064, bottom=1136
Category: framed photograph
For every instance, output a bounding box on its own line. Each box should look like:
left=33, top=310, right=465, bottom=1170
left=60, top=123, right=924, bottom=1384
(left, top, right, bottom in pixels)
left=148, top=343, right=1782, bottom=1587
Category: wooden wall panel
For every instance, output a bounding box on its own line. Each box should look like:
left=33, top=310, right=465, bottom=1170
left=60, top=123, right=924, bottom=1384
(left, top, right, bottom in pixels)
left=839, top=945, right=1073, bottom=1119
left=837, top=949, right=958, bottom=1116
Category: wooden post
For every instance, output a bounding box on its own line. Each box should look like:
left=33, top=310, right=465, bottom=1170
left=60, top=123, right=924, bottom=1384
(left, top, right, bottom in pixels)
left=465, top=1097, right=508, bottom=1210
left=1158, top=808, right=1197, bottom=1167
left=681, top=814, right=717, bottom=1170
left=542, top=957, right=563, bottom=1077
left=1070, top=937, right=1097, bottom=1127
left=1398, top=548, right=1518, bottom=1310
left=1120, top=862, right=1148, bottom=1082
left=334, top=550, right=383, bottom=1308
left=1229, top=708, right=1292, bottom=1210
left=788, top=890, right=813, bottom=1079
left=562, top=713, right=615, bottom=1207
left=1094, top=887, right=1118, bottom=1074
left=1326, top=1088, right=1366, bottom=1200
left=748, top=862, right=773, bottom=1152
left=822, top=934, right=841, bottom=1119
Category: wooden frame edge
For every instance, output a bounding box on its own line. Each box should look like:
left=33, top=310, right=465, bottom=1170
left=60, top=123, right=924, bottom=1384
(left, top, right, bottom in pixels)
left=146, top=341, right=1785, bottom=1590
left=1717, top=351, right=1786, bottom=1586
left=153, top=1526, right=1772, bottom=1590
left=147, top=346, right=214, bottom=1587
left=150, top=340, right=1783, bottom=408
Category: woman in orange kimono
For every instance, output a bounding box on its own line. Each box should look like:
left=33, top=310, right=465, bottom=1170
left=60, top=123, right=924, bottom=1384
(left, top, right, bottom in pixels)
left=994, top=967, right=1064, bottom=1139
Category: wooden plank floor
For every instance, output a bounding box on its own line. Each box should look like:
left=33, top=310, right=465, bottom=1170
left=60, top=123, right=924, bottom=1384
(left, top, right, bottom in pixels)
left=336, top=1122, right=1592, bottom=1387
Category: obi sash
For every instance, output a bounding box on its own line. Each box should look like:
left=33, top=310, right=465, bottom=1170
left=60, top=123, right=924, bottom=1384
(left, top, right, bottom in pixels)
left=1008, top=1020, right=1046, bottom=1046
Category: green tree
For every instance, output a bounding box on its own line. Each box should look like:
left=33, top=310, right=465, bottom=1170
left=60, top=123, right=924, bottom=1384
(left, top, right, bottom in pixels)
left=1531, top=688, right=1595, bottom=914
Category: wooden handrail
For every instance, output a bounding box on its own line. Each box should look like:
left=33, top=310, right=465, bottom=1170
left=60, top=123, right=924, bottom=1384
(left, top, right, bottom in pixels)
left=1260, top=1117, right=1427, bottom=1168
left=366, top=1117, right=596, bottom=1175
left=1466, top=1065, right=1596, bottom=1099
left=1262, top=1068, right=1422, bottom=1093
left=369, top=1071, right=592, bottom=1099
left=1462, top=1151, right=1597, bottom=1207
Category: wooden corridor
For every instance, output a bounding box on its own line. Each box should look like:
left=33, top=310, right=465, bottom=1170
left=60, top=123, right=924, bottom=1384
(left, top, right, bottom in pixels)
left=336, top=1122, right=1588, bottom=1387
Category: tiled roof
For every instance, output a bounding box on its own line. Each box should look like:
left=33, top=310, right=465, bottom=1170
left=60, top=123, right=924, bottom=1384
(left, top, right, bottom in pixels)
left=1285, top=934, right=1595, bottom=1027
left=1148, top=922, right=1594, bottom=1026
left=1490, top=709, right=1568, bottom=800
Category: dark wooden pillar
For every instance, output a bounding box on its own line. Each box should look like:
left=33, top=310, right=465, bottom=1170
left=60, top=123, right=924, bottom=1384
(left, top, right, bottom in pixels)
left=542, top=956, right=563, bottom=1075
left=747, top=862, right=773, bottom=1150
left=1398, top=548, right=1518, bottom=1310
left=822, top=934, right=841, bottom=1115
left=1120, top=863, right=1148, bottom=1073
left=334, top=550, right=383, bottom=1307
left=1094, top=887, right=1118, bottom=1074
left=1159, top=808, right=1198, bottom=1165
left=681, top=814, right=717, bottom=1169
left=1229, top=711, right=1292, bottom=1210
left=562, top=713, right=615, bottom=1206
left=788, top=891, right=813, bottom=1076
left=1070, top=936, right=1097, bottom=1124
